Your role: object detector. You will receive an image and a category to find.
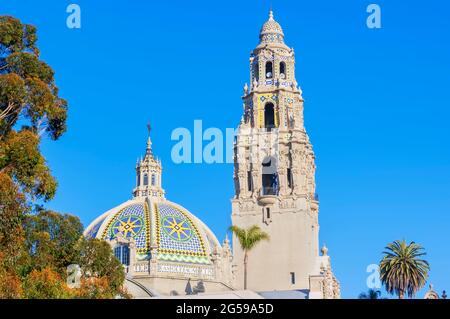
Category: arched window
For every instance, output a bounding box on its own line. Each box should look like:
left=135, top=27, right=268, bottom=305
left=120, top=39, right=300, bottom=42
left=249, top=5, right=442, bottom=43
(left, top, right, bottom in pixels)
left=280, top=62, right=286, bottom=79
left=137, top=174, right=141, bottom=187
left=262, top=156, right=278, bottom=195
left=143, top=174, right=148, bottom=186
left=265, top=61, right=273, bottom=79
left=114, top=245, right=130, bottom=266
left=264, top=103, right=276, bottom=130
left=151, top=174, right=156, bottom=186
left=254, top=62, right=260, bottom=81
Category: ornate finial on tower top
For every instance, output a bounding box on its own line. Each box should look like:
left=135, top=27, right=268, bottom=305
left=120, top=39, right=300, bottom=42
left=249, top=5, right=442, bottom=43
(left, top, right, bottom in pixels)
left=259, top=8, right=284, bottom=45
left=133, top=122, right=165, bottom=199
left=146, top=122, right=153, bottom=156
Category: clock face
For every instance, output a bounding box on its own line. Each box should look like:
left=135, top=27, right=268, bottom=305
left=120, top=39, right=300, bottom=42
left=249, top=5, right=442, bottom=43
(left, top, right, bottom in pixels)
left=161, top=216, right=193, bottom=242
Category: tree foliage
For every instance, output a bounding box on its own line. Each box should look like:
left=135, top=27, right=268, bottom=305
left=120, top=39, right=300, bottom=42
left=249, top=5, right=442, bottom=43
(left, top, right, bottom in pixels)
left=229, top=225, right=269, bottom=289
left=379, top=240, right=430, bottom=299
left=23, top=209, right=84, bottom=273
left=0, top=16, right=127, bottom=299
left=358, top=289, right=383, bottom=299
left=0, top=16, right=67, bottom=139
left=22, top=268, right=72, bottom=299
left=75, top=238, right=127, bottom=298
left=229, top=225, right=270, bottom=251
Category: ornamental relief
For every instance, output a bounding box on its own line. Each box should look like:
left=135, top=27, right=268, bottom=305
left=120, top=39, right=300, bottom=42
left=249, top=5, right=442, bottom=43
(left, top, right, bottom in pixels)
left=238, top=201, right=256, bottom=212
left=279, top=199, right=296, bottom=209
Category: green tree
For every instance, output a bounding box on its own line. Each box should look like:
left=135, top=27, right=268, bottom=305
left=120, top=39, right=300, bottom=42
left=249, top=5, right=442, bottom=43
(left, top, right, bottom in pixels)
left=22, top=211, right=128, bottom=298
left=0, top=16, right=127, bottom=298
left=358, top=289, right=383, bottom=299
left=0, top=172, right=27, bottom=270
left=22, top=267, right=71, bottom=299
left=0, top=16, right=67, bottom=275
left=229, top=225, right=269, bottom=290
left=1, top=130, right=57, bottom=201
left=0, top=265, right=23, bottom=298
left=379, top=240, right=430, bottom=299
left=23, top=209, right=84, bottom=274
left=75, top=238, right=128, bottom=298
left=0, top=16, right=67, bottom=139
left=0, top=15, right=66, bottom=202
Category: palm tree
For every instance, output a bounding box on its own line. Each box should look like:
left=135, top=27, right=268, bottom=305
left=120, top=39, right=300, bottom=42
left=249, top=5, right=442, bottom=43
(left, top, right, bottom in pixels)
left=379, top=240, right=430, bottom=299
left=358, top=289, right=382, bottom=299
left=229, top=225, right=270, bottom=290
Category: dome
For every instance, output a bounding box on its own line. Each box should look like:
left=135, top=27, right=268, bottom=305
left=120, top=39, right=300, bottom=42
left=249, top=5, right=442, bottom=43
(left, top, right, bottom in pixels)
left=83, top=129, right=233, bottom=297
left=84, top=197, right=220, bottom=265
left=259, top=10, right=285, bottom=45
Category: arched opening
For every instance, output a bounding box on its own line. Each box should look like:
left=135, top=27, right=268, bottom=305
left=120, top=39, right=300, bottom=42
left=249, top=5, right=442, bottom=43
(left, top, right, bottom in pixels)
left=254, top=62, right=260, bottom=81
left=264, top=103, right=276, bottom=131
left=262, top=156, right=278, bottom=195
left=143, top=174, right=148, bottom=186
left=114, top=244, right=130, bottom=266
left=151, top=174, right=156, bottom=186
left=280, top=62, right=286, bottom=79
left=265, top=61, right=273, bottom=79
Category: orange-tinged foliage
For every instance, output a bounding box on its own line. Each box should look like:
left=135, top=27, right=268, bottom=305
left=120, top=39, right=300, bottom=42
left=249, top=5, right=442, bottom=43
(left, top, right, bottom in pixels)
left=22, top=267, right=72, bottom=299
left=0, top=16, right=127, bottom=299
left=0, top=266, right=23, bottom=298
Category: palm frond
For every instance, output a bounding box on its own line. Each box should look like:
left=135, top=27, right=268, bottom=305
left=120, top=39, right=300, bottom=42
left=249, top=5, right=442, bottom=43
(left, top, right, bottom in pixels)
left=379, top=239, right=430, bottom=298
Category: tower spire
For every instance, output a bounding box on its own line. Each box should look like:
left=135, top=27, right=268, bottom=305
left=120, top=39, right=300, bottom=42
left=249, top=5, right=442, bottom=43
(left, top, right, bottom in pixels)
left=269, top=0, right=273, bottom=19
left=133, top=123, right=165, bottom=199
left=146, top=122, right=152, bottom=156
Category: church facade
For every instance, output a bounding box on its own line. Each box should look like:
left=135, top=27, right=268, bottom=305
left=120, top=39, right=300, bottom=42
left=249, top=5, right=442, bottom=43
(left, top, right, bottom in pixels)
left=84, top=10, right=340, bottom=299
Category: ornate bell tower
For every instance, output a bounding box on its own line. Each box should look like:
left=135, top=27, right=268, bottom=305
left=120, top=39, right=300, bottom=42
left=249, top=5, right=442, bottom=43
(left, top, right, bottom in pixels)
left=231, top=11, right=340, bottom=297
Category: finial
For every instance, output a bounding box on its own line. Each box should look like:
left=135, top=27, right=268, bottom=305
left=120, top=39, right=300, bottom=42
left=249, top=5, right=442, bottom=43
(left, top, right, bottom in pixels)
left=145, top=122, right=152, bottom=156
left=269, top=9, right=274, bottom=20
left=321, top=244, right=328, bottom=256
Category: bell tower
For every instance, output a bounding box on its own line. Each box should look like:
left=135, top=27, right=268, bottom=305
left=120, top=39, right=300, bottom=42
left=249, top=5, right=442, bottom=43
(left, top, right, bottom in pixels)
left=231, top=11, right=340, bottom=296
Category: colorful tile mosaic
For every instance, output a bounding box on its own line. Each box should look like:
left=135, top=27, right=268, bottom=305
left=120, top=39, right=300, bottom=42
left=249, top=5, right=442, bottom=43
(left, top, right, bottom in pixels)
left=101, top=203, right=151, bottom=260
left=154, top=203, right=210, bottom=264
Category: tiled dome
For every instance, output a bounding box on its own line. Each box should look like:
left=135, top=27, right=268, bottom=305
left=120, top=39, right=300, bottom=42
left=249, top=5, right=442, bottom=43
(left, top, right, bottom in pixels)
left=259, top=10, right=285, bottom=44
left=84, top=198, right=219, bottom=265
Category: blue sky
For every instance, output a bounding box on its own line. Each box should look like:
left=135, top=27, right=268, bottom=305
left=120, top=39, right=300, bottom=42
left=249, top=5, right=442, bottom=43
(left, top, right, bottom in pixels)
left=1, top=0, right=449, bottom=298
